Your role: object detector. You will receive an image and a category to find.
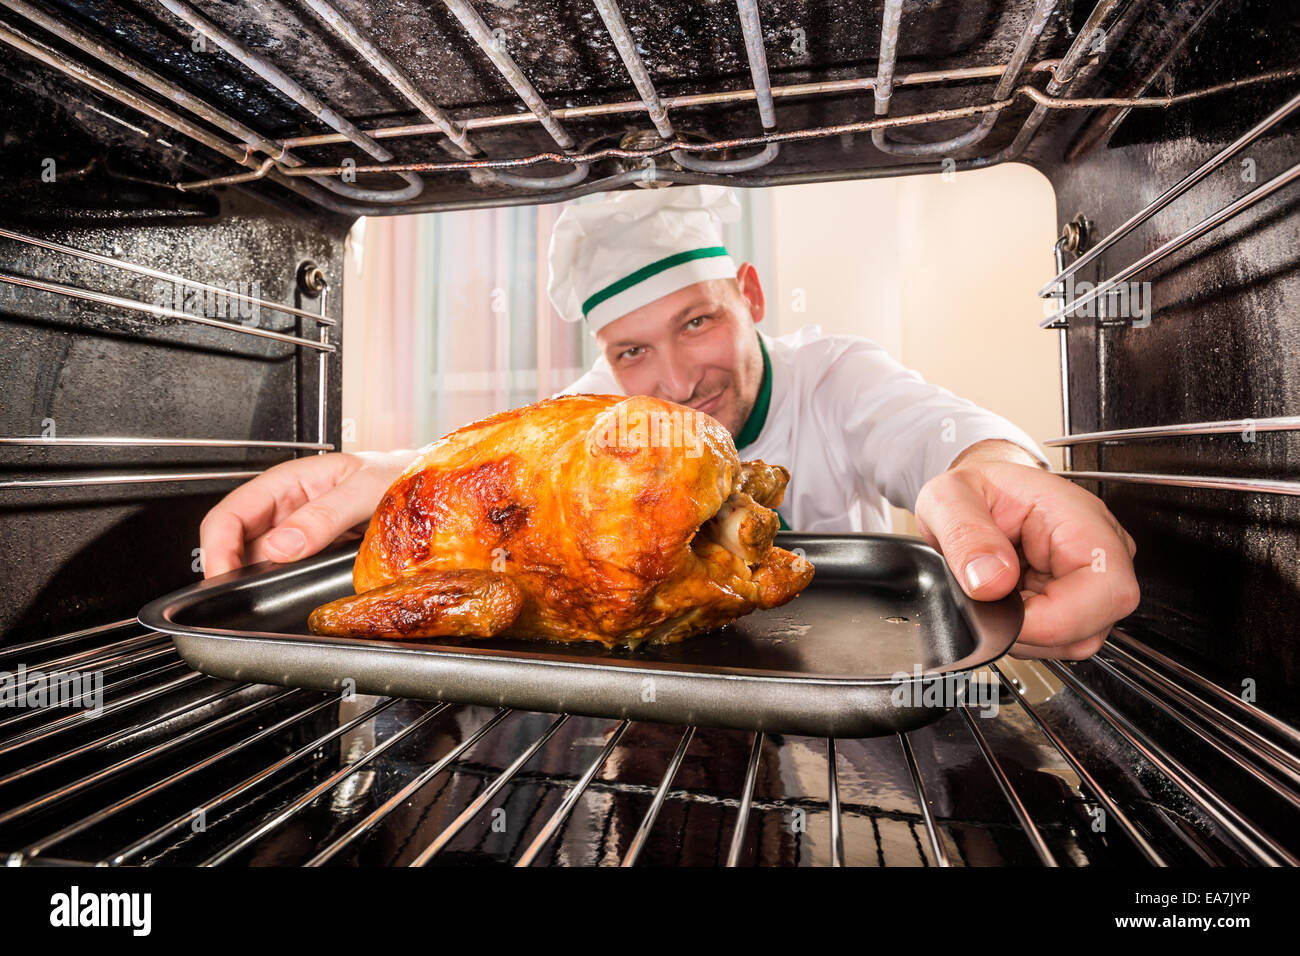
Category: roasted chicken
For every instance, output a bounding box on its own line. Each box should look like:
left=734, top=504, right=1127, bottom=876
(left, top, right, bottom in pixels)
left=308, top=394, right=814, bottom=647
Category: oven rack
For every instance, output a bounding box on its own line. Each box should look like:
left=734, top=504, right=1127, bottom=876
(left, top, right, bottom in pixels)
left=0, top=226, right=333, bottom=490
left=1038, top=80, right=1300, bottom=493
left=5, top=0, right=1284, bottom=215
left=1039, top=158, right=1300, bottom=330
left=2, top=617, right=1297, bottom=866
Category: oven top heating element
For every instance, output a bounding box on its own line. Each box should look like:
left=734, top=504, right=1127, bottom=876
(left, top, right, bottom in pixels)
left=2, top=617, right=1298, bottom=866
left=2, top=0, right=1297, bottom=216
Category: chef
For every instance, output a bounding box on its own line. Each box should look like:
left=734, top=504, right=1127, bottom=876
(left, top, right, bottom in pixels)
left=545, top=185, right=1138, bottom=661
left=199, top=185, right=1138, bottom=662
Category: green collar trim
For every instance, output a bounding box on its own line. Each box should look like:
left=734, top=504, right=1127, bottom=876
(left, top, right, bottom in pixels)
left=734, top=332, right=771, bottom=450
left=581, top=246, right=729, bottom=318
left=734, top=333, right=788, bottom=530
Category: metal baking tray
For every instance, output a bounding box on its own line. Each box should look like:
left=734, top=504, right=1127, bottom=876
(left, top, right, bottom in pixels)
left=138, top=533, right=1022, bottom=738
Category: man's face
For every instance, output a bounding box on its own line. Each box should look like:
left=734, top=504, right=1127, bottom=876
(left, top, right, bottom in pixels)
left=594, top=265, right=766, bottom=438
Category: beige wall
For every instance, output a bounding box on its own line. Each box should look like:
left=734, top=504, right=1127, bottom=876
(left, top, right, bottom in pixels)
left=757, top=163, right=1064, bottom=533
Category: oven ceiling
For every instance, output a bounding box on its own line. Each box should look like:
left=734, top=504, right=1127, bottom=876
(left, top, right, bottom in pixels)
left=0, top=0, right=1153, bottom=218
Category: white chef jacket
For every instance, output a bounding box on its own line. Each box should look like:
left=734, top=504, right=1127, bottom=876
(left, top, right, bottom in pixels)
left=556, top=324, right=1050, bottom=532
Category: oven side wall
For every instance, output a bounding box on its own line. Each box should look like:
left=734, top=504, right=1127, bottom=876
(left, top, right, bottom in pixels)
left=1040, top=3, right=1300, bottom=719
left=0, top=188, right=349, bottom=642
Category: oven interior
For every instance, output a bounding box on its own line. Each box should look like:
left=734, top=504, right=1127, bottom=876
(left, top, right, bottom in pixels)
left=1, top=0, right=1298, bottom=866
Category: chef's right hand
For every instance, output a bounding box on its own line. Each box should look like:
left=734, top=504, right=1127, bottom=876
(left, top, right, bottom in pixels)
left=198, top=449, right=419, bottom=579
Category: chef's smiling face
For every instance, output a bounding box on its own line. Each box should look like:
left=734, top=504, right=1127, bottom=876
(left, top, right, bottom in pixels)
left=595, top=263, right=767, bottom=438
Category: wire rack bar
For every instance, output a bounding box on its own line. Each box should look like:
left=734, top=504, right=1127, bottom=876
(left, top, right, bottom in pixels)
left=0, top=618, right=141, bottom=663
left=0, top=271, right=335, bottom=351
left=1044, top=660, right=1295, bottom=865
left=0, top=687, right=298, bottom=834
left=1045, top=416, right=1300, bottom=445
left=0, top=660, right=195, bottom=740
left=0, top=471, right=266, bottom=490
left=1, top=436, right=331, bottom=450
left=827, top=738, right=845, bottom=866
left=898, top=731, right=950, bottom=866
left=201, top=702, right=451, bottom=866
left=410, top=713, right=571, bottom=866
left=108, top=696, right=402, bottom=866
left=1110, top=630, right=1300, bottom=746
left=0, top=226, right=336, bottom=325
left=516, top=719, right=632, bottom=866
left=1040, top=159, right=1300, bottom=328
left=725, top=732, right=764, bottom=867
left=4, top=648, right=176, bottom=708
left=989, top=662, right=1166, bottom=865
left=1089, top=654, right=1300, bottom=804
left=1040, top=88, right=1300, bottom=296
left=23, top=689, right=331, bottom=860
left=0, top=682, right=238, bottom=788
left=0, top=670, right=208, bottom=757
left=1104, top=642, right=1300, bottom=774
left=303, top=707, right=511, bottom=867
left=621, top=726, right=696, bottom=867
left=3, top=631, right=165, bottom=675
left=959, top=706, right=1058, bottom=865
left=1054, top=470, right=1300, bottom=496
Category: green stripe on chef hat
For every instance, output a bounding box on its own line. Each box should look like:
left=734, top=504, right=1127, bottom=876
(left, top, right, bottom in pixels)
left=581, top=246, right=731, bottom=317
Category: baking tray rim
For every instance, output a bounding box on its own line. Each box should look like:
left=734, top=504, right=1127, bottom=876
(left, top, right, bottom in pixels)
left=138, top=532, right=1023, bottom=686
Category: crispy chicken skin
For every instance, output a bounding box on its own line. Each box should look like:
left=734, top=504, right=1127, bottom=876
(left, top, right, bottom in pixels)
left=308, top=394, right=814, bottom=647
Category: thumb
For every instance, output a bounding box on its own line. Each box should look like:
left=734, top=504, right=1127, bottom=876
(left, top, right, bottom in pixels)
left=262, top=482, right=379, bottom=562
left=915, top=474, right=1019, bottom=601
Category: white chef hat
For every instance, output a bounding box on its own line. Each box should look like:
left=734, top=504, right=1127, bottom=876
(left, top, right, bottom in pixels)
left=547, top=185, right=742, bottom=334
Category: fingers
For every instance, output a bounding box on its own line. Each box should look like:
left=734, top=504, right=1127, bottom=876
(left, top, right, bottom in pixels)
left=1019, top=567, right=1052, bottom=594
left=198, top=507, right=252, bottom=579
left=1098, top=502, right=1137, bottom=558
left=255, top=482, right=378, bottom=563
left=914, top=470, right=1021, bottom=601
left=1008, top=630, right=1111, bottom=661
left=199, top=454, right=360, bottom=579
left=251, top=456, right=401, bottom=565
left=199, top=477, right=288, bottom=579
left=1017, top=560, right=1140, bottom=648
left=1013, top=487, right=1140, bottom=653
left=916, top=461, right=1141, bottom=663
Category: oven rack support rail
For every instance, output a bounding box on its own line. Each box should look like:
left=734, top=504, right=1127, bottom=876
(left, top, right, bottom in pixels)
left=0, top=227, right=333, bottom=490
left=1038, top=81, right=1300, bottom=497
left=2, top=617, right=1297, bottom=866
left=3, top=0, right=1297, bottom=214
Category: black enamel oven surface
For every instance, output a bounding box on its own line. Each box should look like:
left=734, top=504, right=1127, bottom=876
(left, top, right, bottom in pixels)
left=2, top=0, right=1299, bottom=871
left=138, top=533, right=1024, bottom=738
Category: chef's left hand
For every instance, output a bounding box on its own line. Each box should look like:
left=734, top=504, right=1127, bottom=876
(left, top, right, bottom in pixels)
left=912, top=440, right=1139, bottom=660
